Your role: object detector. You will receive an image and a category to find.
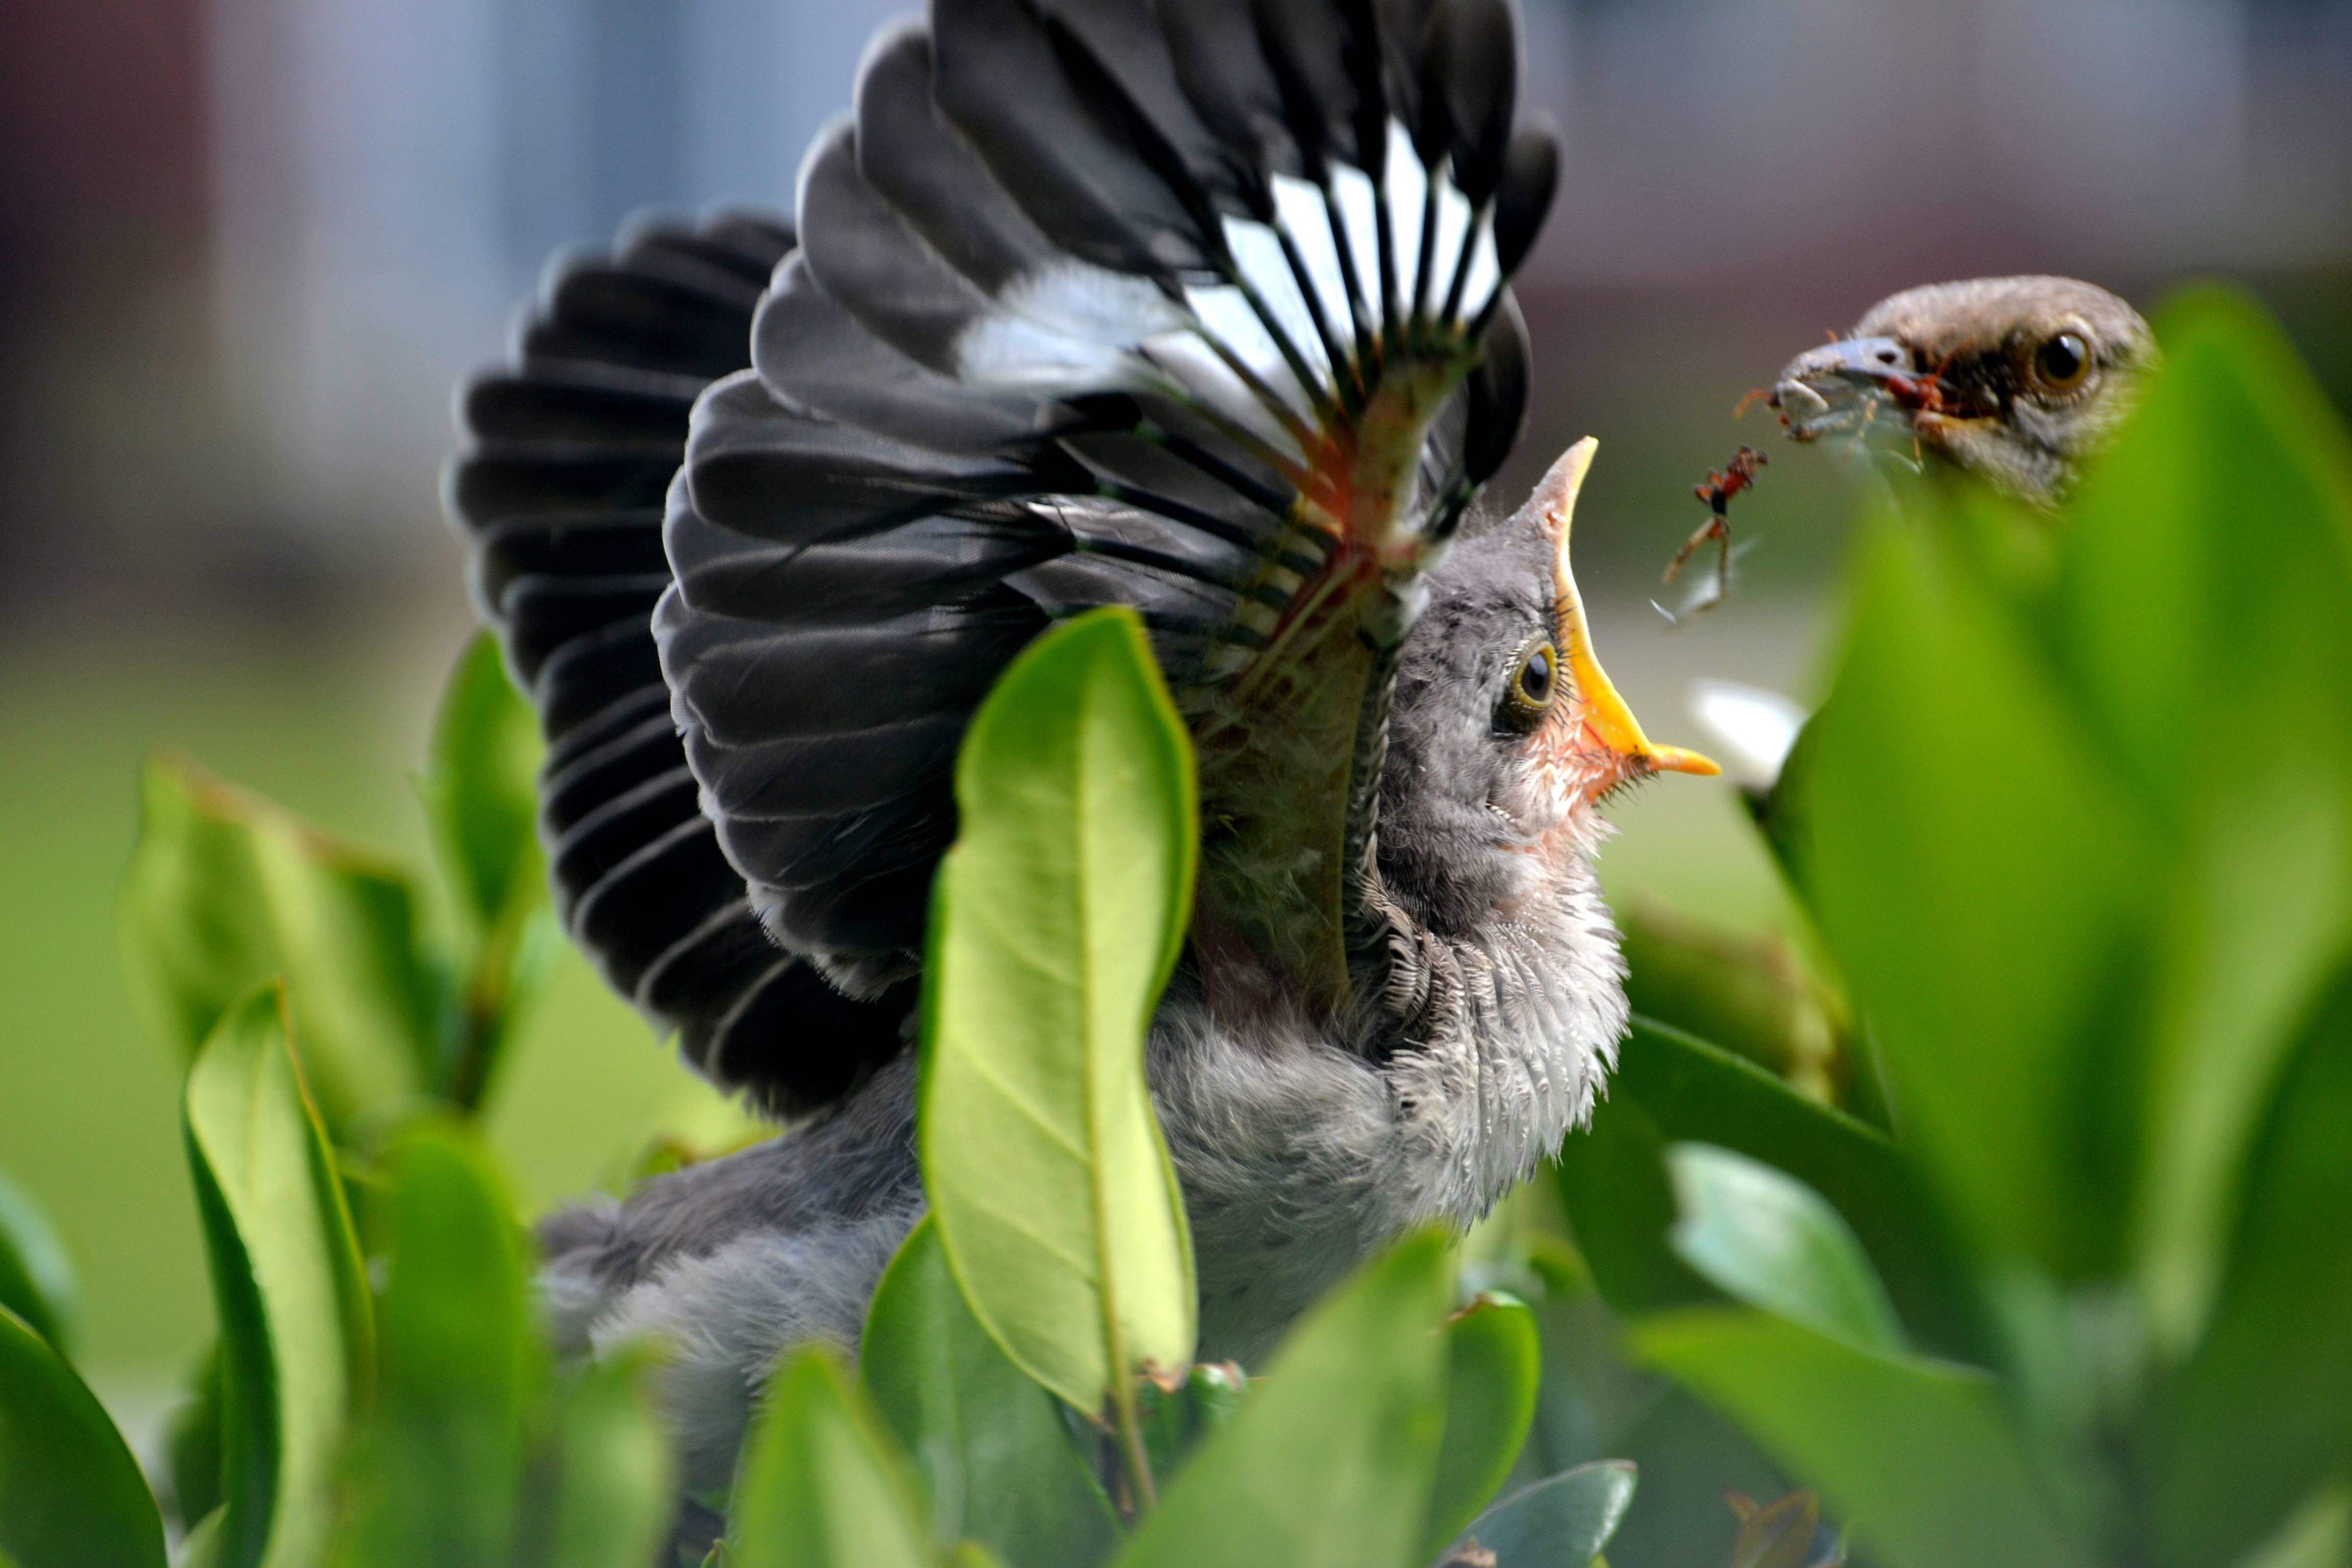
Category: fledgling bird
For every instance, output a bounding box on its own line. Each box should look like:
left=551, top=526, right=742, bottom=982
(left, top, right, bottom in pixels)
left=1771, top=275, right=2157, bottom=504
left=449, top=0, right=1713, bottom=1494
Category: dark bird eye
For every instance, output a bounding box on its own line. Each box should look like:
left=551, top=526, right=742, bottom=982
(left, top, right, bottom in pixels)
left=1501, top=640, right=1558, bottom=728
left=2032, top=331, right=2092, bottom=393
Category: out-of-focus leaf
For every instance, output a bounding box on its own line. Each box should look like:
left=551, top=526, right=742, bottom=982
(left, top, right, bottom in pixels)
left=2234, top=1484, right=2351, bottom=1568
left=729, top=1346, right=933, bottom=1568
left=334, top=1125, right=541, bottom=1566
left=1114, top=1231, right=1452, bottom=1568
left=128, top=756, right=442, bottom=1131
left=1555, top=1019, right=1987, bottom=1362
left=0, top=1305, right=167, bottom=1568
left=1449, top=1461, right=1636, bottom=1568
left=524, top=1344, right=675, bottom=1568
left=919, top=607, right=1197, bottom=1415
left=1136, top=1361, right=1245, bottom=1484
left=2143, top=968, right=2352, bottom=1566
left=183, top=985, right=373, bottom=1568
left=2055, top=290, right=2352, bottom=1351
left=860, top=1216, right=1117, bottom=1568
left=420, top=634, right=554, bottom=1113
left=1634, top=1308, right=2091, bottom=1568
left=1727, top=1490, right=1818, bottom=1568
left=421, top=632, right=544, bottom=938
left=1800, top=515, right=2152, bottom=1281
left=165, top=1345, right=226, bottom=1533
left=1665, top=1145, right=1903, bottom=1355
left=1619, top=905, right=1845, bottom=1103
left=0, top=1173, right=76, bottom=1357
left=1422, top=1293, right=1541, bottom=1559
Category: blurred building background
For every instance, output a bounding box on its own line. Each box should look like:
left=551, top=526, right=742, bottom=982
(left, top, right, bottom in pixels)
left=2, top=0, right=2349, bottom=1392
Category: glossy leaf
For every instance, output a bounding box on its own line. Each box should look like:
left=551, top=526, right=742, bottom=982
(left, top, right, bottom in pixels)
left=1728, top=1490, right=1821, bottom=1568
left=128, top=756, right=442, bottom=1131
left=421, top=632, right=545, bottom=938
left=421, top=633, right=554, bottom=1113
left=1634, top=1308, right=2091, bottom=1568
left=1799, top=516, right=2152, bottom=1280
left=1448, top=1461, right=1636, bottom=1568
left=1136, top=1361, right=1246, bottom=1483
left=528, top=1345, right=676, bottom=1568
left=860, top=1216, right=1117, bottom=1568
left=1555, top=1019, right=1987, bottom=1361
left=1114, top=1231, right=1453, bottom=1568
left=1665, top=1144, right=1904, bottom=1355
left=183, top=985, right=373, bottom=1568
left=729, top=1346, right=933, bottom=1568
left=334, top=1125, right=541, bottom=1567
left=1422, top=1293, right=1541, bottom=1558
left=2143, top=967, right=2352, bottom=1566
left=0, top=1173, right=76, bottom=1357
left=2055, top=291, right=2352, bottom=1350
left=165, top=1345, right=226, bottom=1532
left=0, top=1305, right=167, bottom=1568
left=919, top=607, right=1198, bottom=1414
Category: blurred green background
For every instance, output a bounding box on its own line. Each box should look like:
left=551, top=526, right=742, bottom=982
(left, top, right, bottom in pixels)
left=4, top=0, right=2350, bottom=1420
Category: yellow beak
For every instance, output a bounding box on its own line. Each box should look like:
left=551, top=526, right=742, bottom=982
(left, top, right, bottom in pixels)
left=1534, top=439, right=1721, bottom=779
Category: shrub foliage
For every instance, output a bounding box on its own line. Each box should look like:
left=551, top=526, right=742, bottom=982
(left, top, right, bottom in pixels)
left=0, top=289, right=2346, bottom=1568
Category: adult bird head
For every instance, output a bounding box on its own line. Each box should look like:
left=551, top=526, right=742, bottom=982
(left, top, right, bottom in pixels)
left=1771, top=275, right=2155, bottom=504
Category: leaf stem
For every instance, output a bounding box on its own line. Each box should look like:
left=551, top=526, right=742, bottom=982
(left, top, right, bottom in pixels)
left=1108, top=1374, right=1157, bottom=1516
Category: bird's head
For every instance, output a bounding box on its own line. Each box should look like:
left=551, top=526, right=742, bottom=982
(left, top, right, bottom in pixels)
left=1381, top=438, right=1715, bottom=934
left=1772, top=275, right=2155, bottom=504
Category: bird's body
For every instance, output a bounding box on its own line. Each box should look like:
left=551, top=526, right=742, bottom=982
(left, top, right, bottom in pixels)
left=453, top=0, right=1708, bottom=1498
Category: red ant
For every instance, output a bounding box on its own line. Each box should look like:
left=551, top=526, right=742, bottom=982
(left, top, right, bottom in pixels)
left=1661, top=446, right=1767, bottom=615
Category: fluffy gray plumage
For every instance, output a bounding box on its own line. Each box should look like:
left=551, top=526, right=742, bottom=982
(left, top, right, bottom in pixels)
left=541, top=490, right=1636, bottom=1496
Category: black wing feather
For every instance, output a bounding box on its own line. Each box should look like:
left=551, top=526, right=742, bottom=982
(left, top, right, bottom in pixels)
left=449, top=206, right=911, bottom=1117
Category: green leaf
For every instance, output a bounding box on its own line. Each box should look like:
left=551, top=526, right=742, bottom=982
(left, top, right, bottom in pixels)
left=165, top=1345, right=226, bottom=1533
left=919, top=607, right=1198, bottom=1414
left=1555, top=1019, right=1988, bottom=1362
left=0, top=1172, right=76, bottom=1357
left=1665, top=1144, right=1904, bottom=1355
left=1728, top=1490, right=1822, bottom=1568
left=1114, top=1230, right=1453, bottom=1568
left=421, top=634, right=554, bottom=1114
left=860, top=1216, right=1118, bottom=1568
left=525, top=1345, right=677, bottom=1568
left=127, top=755, right=443, bottom=1133
left=2055, top=290, right=2352, bottom=1352
left=1422, top=1293, right=1541, bottom=1559
left=183, top=985, right=373, bottom=1568
left=1634, top=1308, right=2091, bottom=1568
left=334, top=1124, right=541, bottom=1567
left=729, top=1346, right=934, bottom=1568
left=2143, top=967, right=2352, bottom=1566
left=1618, top=905, right=1846, bottom=1100
left=421, top=633, right=545, bottom=938
left=0, top=1305, right=167, bottom=1568
left=1136, top=1362, right=1246, bottom=1486
left=1449, top=1461, right=1637, bottom=1568
left=1800, top=514, right=2152, bottom=1280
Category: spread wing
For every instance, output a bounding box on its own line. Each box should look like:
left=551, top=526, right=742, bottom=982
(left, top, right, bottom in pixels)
left=449, top=209, right=913, bottom=1113
left=454, top=0, right=1557, bottom=1117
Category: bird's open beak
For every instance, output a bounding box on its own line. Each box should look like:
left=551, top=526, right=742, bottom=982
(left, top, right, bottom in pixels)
left=1535, top=440, right=1720, bottom=781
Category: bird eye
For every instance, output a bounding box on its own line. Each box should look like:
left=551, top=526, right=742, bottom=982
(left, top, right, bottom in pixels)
left=2030, top=331, right=2092, bottom=394
left=1500, top=640, right=1558, bottom=729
